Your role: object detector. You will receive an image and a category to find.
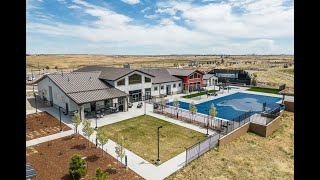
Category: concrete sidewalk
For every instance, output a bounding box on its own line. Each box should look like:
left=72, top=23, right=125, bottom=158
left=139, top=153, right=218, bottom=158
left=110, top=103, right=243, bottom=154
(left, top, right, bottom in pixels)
left=26, top=130, right=74, bottom=147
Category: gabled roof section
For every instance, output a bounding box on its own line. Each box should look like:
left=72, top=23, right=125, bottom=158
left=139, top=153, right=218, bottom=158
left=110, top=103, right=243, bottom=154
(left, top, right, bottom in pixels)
left=167, top=68, right=204, bottom=76
left=74, top=65, right=155, bottom=81
left=203, top=74, right=217, bottom=80
left=140, top=68, right=182, bottom=84
left=47, top=71, right=108, bottom=94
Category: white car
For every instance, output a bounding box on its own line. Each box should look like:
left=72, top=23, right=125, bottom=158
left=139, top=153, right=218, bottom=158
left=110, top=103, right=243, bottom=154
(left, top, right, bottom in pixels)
left=28, top=76, right=35, bottom=81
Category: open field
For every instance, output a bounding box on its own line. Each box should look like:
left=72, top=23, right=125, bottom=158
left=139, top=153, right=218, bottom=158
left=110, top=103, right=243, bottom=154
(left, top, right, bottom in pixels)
left=26, top=54, right=294, bottom=89
left=246, top=87, right=280, bottom=94
left=26, top=54, right=293, bottom=70
left=26, top=134, right=143, bottom=180
left=167, top=111, right=294, bottom=180
left=26, top=112, right=71, bottom=141
left=99, top=115, right=207, bottom=165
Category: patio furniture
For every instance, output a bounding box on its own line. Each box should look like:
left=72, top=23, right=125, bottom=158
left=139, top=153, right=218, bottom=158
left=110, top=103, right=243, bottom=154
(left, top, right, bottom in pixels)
left=128, top=102, right=133, bottom=108
left=137, top=102, right=143, bottom=108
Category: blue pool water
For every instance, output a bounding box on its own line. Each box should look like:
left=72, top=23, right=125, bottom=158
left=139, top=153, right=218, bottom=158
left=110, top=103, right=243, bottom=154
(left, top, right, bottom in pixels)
left=167, top=92, right=283, bottom=120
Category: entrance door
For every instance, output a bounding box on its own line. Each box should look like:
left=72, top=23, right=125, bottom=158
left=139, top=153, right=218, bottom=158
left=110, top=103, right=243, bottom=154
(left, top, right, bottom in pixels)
left=132, top=93, right=139, bottom=102
left=166, top=85, right=171, bottom=95
left=48, top=86, right=53, bottom=106
left=65, top=103, right=69, bottom=115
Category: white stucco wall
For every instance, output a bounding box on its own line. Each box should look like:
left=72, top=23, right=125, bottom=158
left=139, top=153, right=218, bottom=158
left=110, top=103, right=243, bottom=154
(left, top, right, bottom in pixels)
left=113, top=71, right=153, bottom=95
left=152, top=81, right=182, bottom=96
left=37, top=77, right=79, bottom=112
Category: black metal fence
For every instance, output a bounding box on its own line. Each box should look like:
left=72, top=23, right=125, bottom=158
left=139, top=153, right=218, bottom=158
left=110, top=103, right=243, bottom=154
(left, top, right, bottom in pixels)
left=186, top=133, right=220, bottom=165
left=220, top=111, right=254, bottom=135
left=153, top=103, right=225, bottom=131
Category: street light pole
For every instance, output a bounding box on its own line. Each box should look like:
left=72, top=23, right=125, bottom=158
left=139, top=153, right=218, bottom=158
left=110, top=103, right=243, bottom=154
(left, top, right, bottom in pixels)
left=156, top=126, right=163, bottom=164
left=95, top=116, right=98, bottom=129
left=59, top=107, right=62, bottom=131
left=144, top=95, right=146, bottom=115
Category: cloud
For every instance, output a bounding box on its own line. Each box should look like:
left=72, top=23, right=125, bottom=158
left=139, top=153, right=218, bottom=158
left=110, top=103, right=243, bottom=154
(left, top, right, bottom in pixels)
left=141, top=7, right=151, bottom=13
left=27, top=0, right=293, bottom=54
left=156, top=8, right=177, bottom=16
left=144, top=14, right=158, bottom=19
left=120, top=0, right=140, bottom=5
left=68, top=5, right=81, bottom=9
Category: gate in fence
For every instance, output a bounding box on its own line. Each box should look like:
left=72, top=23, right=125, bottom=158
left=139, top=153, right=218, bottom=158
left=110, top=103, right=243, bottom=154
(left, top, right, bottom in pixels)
left=186, top=133, right=220, bottom=165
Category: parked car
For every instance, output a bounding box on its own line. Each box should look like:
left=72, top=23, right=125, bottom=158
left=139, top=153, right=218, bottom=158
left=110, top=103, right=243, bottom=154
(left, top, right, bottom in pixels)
left=28, top=76, right=35, bottom=81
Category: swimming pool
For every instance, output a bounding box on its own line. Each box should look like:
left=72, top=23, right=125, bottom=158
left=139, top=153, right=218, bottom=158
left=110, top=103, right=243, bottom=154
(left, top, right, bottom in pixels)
left=167, top=92, right=284, bottom=120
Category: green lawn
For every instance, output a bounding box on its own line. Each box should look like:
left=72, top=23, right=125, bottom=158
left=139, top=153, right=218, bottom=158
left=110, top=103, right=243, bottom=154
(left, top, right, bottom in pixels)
left=246, top=87, right=280, bottom=94
left=182, top=89, right=218, bottom=99
left=99, top=115, right=207, bottom=165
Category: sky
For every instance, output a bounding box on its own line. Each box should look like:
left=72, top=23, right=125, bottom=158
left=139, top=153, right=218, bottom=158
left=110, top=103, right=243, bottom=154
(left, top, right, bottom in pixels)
left=26, top=0, right=294, bottom=55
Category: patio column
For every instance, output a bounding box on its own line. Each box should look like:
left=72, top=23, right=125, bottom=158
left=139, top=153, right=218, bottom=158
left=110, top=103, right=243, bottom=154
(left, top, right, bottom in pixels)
left=80, top=105, right=84, bottom=121
left=123, top=97, right=128, bottom=112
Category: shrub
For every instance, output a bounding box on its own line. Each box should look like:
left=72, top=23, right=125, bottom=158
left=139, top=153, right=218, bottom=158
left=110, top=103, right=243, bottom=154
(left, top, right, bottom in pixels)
left=55, top=66, right=58, bottom=69
left=91, top=168, right=110, bottom=180
left=69, top=154, right=86, bottom=179
left=45, top=66, right=50, bottom=69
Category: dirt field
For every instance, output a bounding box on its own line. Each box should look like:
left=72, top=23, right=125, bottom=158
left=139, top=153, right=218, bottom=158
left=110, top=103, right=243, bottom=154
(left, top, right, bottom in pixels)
left=26, top=134, right=143, bottom=180
left=26, top=112, right=71, bottom=141
left=26, top=54, right=294, bottom=90
left=167, top=111, right=294, bottom=180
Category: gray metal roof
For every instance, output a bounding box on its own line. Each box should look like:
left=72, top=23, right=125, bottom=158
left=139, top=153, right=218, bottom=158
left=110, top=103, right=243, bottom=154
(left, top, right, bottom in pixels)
left=47, top=72, right=108, bottom=93
left=68, top=88, right=128, bottom=104
left=26, top=163, right=36, bottom=179
left=140, top=68, right=181, bottom=84
left=41, top=72, right=128, bottom=105
left=75, top=65, right=154, bottom=81
left=167, top=68, right=204, bottom=76
left=203, top=74, right=218, bottom=80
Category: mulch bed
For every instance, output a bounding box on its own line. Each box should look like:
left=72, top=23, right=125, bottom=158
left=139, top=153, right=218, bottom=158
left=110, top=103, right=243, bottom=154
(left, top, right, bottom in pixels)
left=26, top=111, right=72, bottom=141
left=26, top=134, right=144, bottom=180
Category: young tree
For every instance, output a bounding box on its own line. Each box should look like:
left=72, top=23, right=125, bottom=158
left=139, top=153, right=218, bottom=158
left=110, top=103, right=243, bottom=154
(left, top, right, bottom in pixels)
left=160, top=97, right=166, bottom=114
left=173, top=98, right=180, bottom=118
left=69, top=154, right=86, bottom=180
left=91, top=168, right=109, bottom=180
left=96, top=129, right=108, bottom=156
left=189, top=101, right=197, bottom=122
left=209, top=103, right=218, bottom=128
left=82, top=119, right=94, bottom=147
left=115, top=136, right=126, bottom=166
left=72, top=112, right=81, bottom=134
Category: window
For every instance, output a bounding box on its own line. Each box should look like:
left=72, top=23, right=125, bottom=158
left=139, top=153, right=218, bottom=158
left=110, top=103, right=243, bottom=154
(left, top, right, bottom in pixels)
left=145, top=77, right=151, bottom=83
left=190, top=73, right=200, bottom=79
left=173, top=83, right=176, bottom=88
left=129, top=74, right=142, bottom=84
left=154, top=86, right=158, bottom=91
left=161, top=85, right=164, bottom=90
left=117, top=78, right=125, bottom=86
left=179, top=83, right=181, bottom=87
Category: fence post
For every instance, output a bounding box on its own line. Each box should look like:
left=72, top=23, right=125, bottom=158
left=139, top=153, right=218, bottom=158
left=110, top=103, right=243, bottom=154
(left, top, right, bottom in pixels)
left=185, top=148, right=188, bottom=165
left=198, top=142, right=200, bottom=158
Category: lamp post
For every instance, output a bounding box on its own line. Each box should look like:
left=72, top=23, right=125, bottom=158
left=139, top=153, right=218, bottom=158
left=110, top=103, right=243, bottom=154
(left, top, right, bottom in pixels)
left=205, top=109, right=209, bottom=136
left=34, top=93, right=38, bottom=113
left=144, top=95, right=146, bottom=115
left=95, top=115, right=98, bottom=129
left=156, top=126, right=163, bottom=164
left=59, top=106, right=62, bottom=131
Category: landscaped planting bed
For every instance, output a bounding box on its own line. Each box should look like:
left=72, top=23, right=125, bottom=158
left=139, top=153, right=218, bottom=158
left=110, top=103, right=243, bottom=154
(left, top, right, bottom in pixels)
left=182, top=90, right=218, bottom=98
left=246, top=87, right=280, bottom=94
left=26, top=134, right=143, bottom=180
left=99, top=115, right=207, bottom=165
left=26, top=111, right=72, bottom=141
